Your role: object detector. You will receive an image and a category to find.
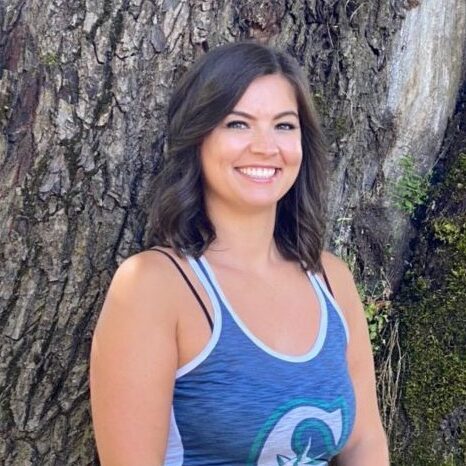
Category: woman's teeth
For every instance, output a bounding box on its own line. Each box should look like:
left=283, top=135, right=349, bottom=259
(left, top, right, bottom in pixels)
left=237, top=167, right=277, bottom=179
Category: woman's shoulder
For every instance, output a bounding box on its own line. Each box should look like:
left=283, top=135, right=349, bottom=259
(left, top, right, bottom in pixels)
left=111, top=247, right=174, bottom=287
left=321, top=250, right=353, bottom=281
left=114, top=246, right=187, bottom=283
left=320, top=250, right=362, bottom=320
left=100, top=247, right=188, bottom=324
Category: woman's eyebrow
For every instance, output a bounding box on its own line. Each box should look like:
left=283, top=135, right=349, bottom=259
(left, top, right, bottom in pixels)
left=229, top=110, right=299, bottom=120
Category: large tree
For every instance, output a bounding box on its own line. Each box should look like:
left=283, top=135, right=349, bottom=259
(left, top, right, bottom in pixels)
left=1, top=0, right=465, bottom=464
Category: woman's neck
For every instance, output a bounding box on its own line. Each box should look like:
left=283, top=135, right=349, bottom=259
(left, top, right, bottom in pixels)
left=205, top=203, right=282, bottom=272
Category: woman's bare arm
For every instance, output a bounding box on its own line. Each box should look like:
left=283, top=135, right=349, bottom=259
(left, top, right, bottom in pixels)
left=90, top=252, right=179, bottom=465
left=322, top=252, right=389, bottom=465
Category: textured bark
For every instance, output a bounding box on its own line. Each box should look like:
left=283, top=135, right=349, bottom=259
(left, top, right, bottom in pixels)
left=393, top=76, right=466, bottom=465
left=0, top=0, right=464, bottom=464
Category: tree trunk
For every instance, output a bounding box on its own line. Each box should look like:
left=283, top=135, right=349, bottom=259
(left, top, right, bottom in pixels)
left=392, top=76, right=466, bottom=465
left=0, top=0, right=464, bottom=464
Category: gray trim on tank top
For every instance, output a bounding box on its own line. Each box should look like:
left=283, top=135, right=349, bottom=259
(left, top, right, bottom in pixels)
left=175, top=256, right=223, bottom=379
left=198, top=255, right=329, bottom=363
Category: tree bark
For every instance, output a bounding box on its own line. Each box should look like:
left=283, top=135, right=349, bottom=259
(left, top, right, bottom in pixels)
left=0, top=0, right=464, bottom=464
left=393, top=73, right=466, bottom=465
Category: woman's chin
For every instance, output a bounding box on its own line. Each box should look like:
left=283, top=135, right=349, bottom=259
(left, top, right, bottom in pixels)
left=234, top=195, right=283, bottom=212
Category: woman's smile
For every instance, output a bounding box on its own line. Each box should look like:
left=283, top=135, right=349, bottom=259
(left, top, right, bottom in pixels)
left=235, top=166, right=281, bottom=183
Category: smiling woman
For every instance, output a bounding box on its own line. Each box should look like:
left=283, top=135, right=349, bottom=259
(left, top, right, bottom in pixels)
left=90, top=42, right=389, bottom=465
left=146, top=42, right=327, bottom=270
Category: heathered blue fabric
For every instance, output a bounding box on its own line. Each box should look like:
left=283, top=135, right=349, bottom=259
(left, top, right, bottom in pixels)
left=171, top=257, right=356, bottom=465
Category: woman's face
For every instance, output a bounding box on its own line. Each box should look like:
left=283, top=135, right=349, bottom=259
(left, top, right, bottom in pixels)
left=200, top=73, right=302, bottom=215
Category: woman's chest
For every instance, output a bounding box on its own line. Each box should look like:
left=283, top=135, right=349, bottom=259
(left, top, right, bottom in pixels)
left=172, top=351, right=356, bottom=465
left=213, top=266, right=322, bottom=356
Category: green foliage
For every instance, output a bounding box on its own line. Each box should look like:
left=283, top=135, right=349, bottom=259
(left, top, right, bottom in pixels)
left=357, top=281, right=391, bottom=353
left=432, top=219, right=466, bottom=253
left=392, top=155, right=431, bottom=215
left=343, top=246, right=392, bottom=353
left=40, top=52, right=59, bottom=66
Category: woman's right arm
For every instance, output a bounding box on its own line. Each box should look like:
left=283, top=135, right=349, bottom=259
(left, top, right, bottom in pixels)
left=90, top=252, right=179, bottom=466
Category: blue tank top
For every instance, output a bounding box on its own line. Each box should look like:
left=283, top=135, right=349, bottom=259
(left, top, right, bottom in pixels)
left=164, top=255, right=356, bottom=465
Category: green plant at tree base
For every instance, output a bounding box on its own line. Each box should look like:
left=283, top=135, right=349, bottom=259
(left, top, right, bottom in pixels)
left=340, top=247, right=392, bottom=353
left=357, top=280, right=391, bottom=353
left=392, top=154, right=431, bottom=215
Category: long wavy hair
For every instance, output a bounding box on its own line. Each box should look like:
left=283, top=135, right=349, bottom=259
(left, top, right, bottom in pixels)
left=146, top=41, right=328, bottom=272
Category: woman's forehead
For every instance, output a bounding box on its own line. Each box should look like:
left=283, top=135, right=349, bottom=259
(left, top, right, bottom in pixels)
left=232, top=74, right=298, bottom=115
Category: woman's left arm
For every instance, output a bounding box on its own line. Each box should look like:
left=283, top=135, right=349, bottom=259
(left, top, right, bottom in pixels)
left=322, top=252, right=389, bottom=465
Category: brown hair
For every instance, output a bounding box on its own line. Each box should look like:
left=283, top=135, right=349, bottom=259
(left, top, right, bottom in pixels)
left=146, top=41, right=328, bottom=272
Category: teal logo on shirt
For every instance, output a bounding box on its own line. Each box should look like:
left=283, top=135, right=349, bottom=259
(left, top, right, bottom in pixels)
left=247, top=398, right=350, bottom=465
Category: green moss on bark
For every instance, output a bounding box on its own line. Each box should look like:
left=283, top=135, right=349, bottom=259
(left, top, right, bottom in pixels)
left=395, top=153, right=466, bottom=465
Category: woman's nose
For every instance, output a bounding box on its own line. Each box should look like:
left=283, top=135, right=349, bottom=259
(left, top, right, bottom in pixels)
left=249, top=129, right=279, bottom=156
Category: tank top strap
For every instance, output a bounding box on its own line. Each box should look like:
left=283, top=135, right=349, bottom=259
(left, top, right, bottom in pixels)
left=186, top=256, right=225, bottom=312
left=148, top=248, right=214, bottom=330
left=311, top=273, right=350, bottom=344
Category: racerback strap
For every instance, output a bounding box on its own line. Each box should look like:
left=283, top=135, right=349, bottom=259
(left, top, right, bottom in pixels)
left=322, top=268, right=335, bottom=297
left=148, top=248, right=214, bottom=331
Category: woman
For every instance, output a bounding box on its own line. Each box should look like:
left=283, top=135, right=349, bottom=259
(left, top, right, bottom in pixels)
left=90, top=42, right=389, bottom=465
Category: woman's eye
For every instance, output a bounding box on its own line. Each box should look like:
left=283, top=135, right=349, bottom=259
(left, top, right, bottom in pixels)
left=276, top=122, right=297, bottom=130
left=226, top=120, right=248, bottom=129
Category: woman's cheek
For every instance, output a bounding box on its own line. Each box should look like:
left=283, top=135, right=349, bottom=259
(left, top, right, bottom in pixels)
left=283, top=141, right=302, bottom=164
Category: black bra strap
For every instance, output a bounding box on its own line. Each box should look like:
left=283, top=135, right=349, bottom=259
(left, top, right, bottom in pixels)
left=148, top=248, right=214, bottom=331
left=322, top=267, right=335, bottom=298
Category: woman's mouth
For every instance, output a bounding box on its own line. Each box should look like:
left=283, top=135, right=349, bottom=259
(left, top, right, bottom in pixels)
left=235, top=166, right=279, bottom=181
